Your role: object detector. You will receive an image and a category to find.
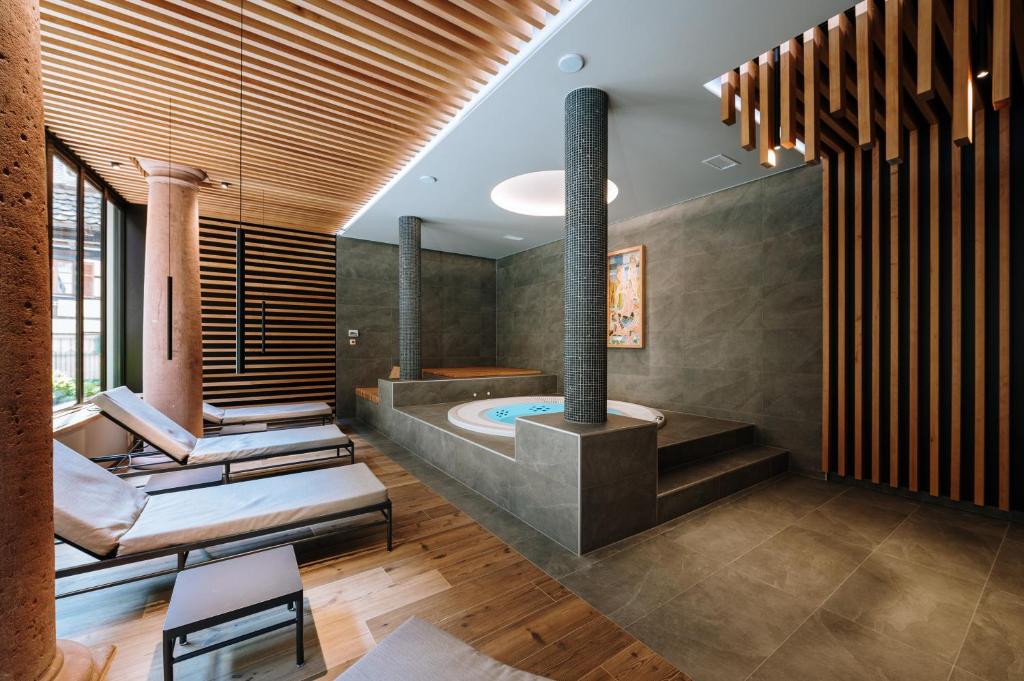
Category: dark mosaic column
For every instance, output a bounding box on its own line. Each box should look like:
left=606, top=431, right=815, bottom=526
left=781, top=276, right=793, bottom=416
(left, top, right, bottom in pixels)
left=564, top=87, right=609, bottom=424
left=398, top=216, right=422, bottom=380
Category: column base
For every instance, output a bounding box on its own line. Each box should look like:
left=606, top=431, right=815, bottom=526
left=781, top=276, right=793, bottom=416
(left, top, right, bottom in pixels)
left=39, top=640, right=116, bottom=681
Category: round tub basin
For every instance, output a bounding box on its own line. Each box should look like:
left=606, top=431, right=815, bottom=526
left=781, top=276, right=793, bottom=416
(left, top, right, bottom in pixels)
left=447, top=395, right=665, bottom=438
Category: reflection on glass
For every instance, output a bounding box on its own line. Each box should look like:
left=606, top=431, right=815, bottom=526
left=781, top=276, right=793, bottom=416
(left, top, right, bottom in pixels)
left=84, top=181, right=103, bottom=398
left=51, top=155, right=79, bottom=408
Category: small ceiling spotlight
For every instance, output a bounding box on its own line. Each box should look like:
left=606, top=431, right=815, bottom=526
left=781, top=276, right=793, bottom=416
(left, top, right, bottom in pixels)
left=419, top=175, right=438, bottom=184
left=220, top=181, right=232, bottom=189
left=503, top=235, right=525, bottom=241
left=109, top=160, right=121, bottom=168
left=976, top=70, right=990, bottom=79
left=558, top=53, right=585, bottom=73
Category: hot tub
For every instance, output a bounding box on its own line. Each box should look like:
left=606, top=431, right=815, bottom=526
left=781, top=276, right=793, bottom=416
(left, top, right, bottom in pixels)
left=447, top=395, right=665, bottom=438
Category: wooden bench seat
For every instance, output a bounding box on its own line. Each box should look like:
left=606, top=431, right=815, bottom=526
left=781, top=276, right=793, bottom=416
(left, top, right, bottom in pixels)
left=355, top=387, right=380, bottom=404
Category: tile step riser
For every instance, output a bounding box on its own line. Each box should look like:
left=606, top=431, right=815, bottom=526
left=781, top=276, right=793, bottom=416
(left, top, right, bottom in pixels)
left=657, top=425, right=757, bottom=471
left=656, top=451, right=788, bottom=524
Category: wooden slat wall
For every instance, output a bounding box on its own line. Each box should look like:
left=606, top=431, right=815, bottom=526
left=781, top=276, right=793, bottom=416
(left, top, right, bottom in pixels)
left=200, top=217, right=336, bottom=408
left=718, top=0, right=1022, bottom=512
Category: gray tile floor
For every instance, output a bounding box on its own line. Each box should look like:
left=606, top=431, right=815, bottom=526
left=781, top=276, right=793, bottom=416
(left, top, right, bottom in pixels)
left=350, top=422, right=1024, bottom=681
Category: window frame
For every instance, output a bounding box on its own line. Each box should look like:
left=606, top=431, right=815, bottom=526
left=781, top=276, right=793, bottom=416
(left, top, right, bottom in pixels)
left=46, top=132, right=128, bottom=412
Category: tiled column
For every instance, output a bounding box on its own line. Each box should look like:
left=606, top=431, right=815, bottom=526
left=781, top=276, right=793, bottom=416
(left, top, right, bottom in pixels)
left=398, top=216, right=422, bottom=380
left=138, top=158, right=208, bottom=436
left=563, top=87, right=609, bottom=423
left=0, top=1, right=111, bottom=677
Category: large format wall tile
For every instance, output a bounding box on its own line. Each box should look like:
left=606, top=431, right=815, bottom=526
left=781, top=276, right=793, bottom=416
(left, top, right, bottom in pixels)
left=496, top=165, right=823, bottom=471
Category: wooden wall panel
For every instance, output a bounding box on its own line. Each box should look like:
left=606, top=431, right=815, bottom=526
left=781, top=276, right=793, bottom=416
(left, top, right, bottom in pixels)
left=723, top=0, right=1023, bottom=512
left=200, top=217, right=336, bottom=408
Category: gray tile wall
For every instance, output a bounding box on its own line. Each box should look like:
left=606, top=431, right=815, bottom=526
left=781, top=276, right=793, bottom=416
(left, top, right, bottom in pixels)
left=496, top=165, right=823, bottom=470
left=336, top=237, right=498, bottom=416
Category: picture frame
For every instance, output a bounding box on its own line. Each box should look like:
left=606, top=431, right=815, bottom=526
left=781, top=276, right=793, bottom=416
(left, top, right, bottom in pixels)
left=607, top=245, right=644, bottom=349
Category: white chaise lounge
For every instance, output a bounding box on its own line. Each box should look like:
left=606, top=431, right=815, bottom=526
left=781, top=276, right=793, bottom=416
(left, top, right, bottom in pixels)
left=53, top=441, right=391, bottom=598
left=338, top=617, right=550, bottom=680
left=92, top=386, right=354, bottom=480
left=202, top=400, right=333, bottom=427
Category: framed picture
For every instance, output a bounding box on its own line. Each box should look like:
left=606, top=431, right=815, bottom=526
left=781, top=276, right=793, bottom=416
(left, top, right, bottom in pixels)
left=607, top=245, right=644, bottom=348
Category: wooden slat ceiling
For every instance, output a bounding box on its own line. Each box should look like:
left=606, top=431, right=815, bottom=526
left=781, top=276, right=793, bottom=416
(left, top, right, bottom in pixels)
left=39, top=0, right=565, bottom=233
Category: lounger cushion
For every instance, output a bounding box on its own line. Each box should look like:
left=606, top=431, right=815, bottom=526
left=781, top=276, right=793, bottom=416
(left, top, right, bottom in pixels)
left=202, top=402, right=226, bottom=424
left=92, top=386, right=197, bottom=463
left=53, top=441, right=149, bottom=556
left=187, top=424, right=350, bottom=465
left=216, top=401, right=333, bottom=425
left=337, top=617, right=551, bottom=681
left=116, top=463, right=386, bottom=555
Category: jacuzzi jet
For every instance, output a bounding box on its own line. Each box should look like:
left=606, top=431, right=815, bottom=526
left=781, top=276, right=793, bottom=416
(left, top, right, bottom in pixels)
left=448, top=396, right=665, bottom=438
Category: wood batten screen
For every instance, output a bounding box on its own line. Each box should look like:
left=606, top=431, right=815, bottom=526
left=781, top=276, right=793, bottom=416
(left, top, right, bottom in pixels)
left=38, top=0, right=566, bottom=233
left=716, top=0, right=1023, bottom=512
left=200, top=217, right=336, bottom=408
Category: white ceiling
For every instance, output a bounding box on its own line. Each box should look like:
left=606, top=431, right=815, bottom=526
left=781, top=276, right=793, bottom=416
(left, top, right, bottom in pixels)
left=342, top=0, right=851, bottom=259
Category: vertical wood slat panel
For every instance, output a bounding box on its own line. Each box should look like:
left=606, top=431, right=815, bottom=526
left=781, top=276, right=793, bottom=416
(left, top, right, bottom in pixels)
left=908, top=128, right=920, bottom=491
left=952, top=0, right=973, bottom=145
left=890, top=162, right=900, bottom=488
left=856, top=2, right=875, bottom=148
left=992, top=0, right=1011, bottom=109
left=918, top=0, right=935, bottom=98
left=804, top=27, right=823, bottom=164
left=885, top=0, right=903, bottom=163
left=740, top=60, right=757, bottom=151
left=838, top=151, right=849, bottom=477
left=974, top=109, right=986, bottom=506
left=780, top=38, right=800, bottom=149
left=872, top=143, right=882, bottom=483
left=823, top=154, right=833, bottom=474
left=951, top=139, right=963, bottom=500
left=828, top=13, right=850, bottom=114
left=998, top=107, right=1010, bottom=510
left=721, top=71, right=738, bottom=125
left=930, top=123, right=941, bottom=496
left=855, top=149, right=865, bottom=479
left=759, top=50, right=777, bottom=168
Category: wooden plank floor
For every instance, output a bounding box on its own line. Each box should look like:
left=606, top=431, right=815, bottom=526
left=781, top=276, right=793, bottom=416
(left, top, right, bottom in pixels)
left=56, top=431, right=689, bottom=680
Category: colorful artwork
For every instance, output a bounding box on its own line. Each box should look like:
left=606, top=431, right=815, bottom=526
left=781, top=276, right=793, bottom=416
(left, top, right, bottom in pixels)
left=607, top=245, right=644, bottom=348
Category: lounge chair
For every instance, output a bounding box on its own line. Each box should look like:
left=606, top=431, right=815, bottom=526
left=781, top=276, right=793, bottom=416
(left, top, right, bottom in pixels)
left=91, top=386, right=354, bottom=480
left=202, top=400, right=333, bottom=428
left=53, top=441, right=391, bottom=598
left=337, top=617, right=550, bottom=680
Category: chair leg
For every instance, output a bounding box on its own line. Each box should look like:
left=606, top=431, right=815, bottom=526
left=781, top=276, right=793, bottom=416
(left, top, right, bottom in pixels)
left=385, top=500, right=393, bottom=551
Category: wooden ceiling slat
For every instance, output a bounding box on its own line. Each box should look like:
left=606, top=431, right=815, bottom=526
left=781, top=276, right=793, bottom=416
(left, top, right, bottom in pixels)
left=41, top=0, right=562, bottom=231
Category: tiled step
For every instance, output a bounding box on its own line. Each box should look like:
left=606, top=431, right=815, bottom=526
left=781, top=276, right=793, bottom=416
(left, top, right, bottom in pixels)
left=656, top=412, right=756, bottom=471
left=656, top=445, right=789, bottom=524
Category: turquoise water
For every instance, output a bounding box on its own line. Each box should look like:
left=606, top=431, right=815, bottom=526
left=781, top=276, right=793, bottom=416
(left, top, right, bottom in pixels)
left=484, top=402, right=625, bottom=424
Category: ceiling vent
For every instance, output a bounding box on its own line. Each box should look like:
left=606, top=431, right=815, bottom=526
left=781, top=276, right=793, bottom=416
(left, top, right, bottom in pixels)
left=702, top=154, right=739, bottom=170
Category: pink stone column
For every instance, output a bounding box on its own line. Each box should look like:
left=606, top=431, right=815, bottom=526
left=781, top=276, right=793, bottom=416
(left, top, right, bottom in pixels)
left=138, top=159, right=207, bottom=436
left=1, top=1, right=111, bottom=678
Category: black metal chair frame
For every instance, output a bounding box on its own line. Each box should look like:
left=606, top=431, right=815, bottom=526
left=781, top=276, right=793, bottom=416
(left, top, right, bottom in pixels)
left=55, top=498, right=393, bottom=599
left=92, top=411, right=355, bottom=483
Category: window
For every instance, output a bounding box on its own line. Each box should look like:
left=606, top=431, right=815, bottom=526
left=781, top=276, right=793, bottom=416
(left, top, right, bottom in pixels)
left=48, top=141, right=125, bottom=410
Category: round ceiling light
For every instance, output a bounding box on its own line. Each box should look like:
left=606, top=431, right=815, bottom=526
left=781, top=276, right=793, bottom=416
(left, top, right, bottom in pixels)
left=490, top=170, right=619, bottom=217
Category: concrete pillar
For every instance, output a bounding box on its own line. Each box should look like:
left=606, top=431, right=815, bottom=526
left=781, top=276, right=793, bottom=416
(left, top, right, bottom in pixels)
left=138, top=158, right=207, bottom=436
left=398, top=216, right=422, bottom=381
left=0, top=2, right=112, bottom=678
left=563, top=87, right=609, bottom=424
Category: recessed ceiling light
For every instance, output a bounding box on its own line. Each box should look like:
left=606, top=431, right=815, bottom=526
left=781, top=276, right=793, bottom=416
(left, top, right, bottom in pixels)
left=220, top=181, right=232, bottom=188
left=109, top=160, right=121, bottom=169
left=491, top=170, right=619, bottom=217
left=702, top=154, right=739, bottom=171
left=419, top=175, right=437, bottom=184
left=976, top=70, right=990, bottom=79
left=558, top=53, right=585, bottom=73
left=503, top=235, right=525, bottom=241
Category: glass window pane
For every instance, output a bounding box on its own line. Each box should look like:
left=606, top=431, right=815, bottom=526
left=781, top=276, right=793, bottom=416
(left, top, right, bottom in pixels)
left=51, top=155, right=78, bottom=409
left=84, top=181, right=103, bottom=398
left=106, top=201, right=123, bottom=389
